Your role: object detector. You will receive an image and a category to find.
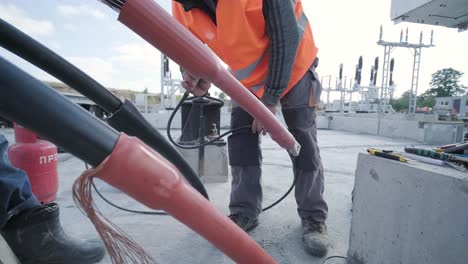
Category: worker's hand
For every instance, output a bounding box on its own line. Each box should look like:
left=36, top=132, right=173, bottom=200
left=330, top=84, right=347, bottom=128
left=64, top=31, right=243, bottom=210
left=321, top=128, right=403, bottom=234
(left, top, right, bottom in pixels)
left=181, top=71, right=211, bottom=97
left=252, top=104, right=277, bottom=135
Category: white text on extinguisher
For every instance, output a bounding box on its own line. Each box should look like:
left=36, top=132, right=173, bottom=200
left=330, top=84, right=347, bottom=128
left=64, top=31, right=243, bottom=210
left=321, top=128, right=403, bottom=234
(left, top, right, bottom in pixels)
left=39, top=154, right=58, bottom=165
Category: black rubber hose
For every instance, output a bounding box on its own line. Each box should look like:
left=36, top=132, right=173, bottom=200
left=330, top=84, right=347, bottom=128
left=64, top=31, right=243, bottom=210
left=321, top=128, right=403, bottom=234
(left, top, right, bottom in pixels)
left=167, top=93, right=297, bottom=212
left=0, top=18, right=121, bottom=113
left=0, top=18, right=208, bottom=199
left=0, top=56, right=118, bottom=167
left=106, top=99, right=208, bottom=198
left=167, top=92, right=251, bottom=149
left=262, top=155, right=296, bottom=212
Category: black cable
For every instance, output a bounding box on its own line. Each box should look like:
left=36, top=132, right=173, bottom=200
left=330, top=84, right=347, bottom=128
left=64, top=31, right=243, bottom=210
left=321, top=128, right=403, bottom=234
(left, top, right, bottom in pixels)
left=166, top=92, right=251, bottom=150
left=0, top=18, right=208, bottom=199
left=0, top=18, right=121, bottom=113
left=85, top=92, right=297, bottom=215
left=169, top=126, right=251, bottom=149
left=0, top=56, right=119, bottom=167
left=167, top=92, right=297, bottom=212
left=85, top=163, right=168, bottom=216
left=262, top=171, right=296, bottom=212
left=92, top=182, right=168, bottom=216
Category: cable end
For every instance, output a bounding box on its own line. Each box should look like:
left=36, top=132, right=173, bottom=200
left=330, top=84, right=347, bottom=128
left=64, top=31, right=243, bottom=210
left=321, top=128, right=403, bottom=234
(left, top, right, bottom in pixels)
left=288, top=141, right=301, bottom=157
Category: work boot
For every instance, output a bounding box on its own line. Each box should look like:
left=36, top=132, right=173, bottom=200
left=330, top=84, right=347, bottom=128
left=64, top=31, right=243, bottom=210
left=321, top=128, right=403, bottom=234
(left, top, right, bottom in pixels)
left=301, top=217, right=329, bottom=257
left=228, top=214, right=259, bottom=232
left=1, top=203, right=106, bottom=264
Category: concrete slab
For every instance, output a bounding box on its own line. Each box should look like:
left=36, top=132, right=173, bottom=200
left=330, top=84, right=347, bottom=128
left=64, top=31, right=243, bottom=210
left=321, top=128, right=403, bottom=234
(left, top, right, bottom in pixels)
left=0, top=236, right=19, bottom=264
left=316, top=113, right=465, bottom=145
left=350, top=153, right=468, bottom=264
left=0, top=128, right=423, bottom=263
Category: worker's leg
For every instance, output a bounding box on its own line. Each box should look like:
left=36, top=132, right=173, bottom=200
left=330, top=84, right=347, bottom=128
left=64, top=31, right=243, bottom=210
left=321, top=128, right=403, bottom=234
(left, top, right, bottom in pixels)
left=228, top=103, right=262, bottom=229
left=281, top=68, right=328, bottom=221
left=281, top=65, right=329, bottom=257
left=0, top=133, right=41, bottom=228
left=0, top=133, right=105, bottom=264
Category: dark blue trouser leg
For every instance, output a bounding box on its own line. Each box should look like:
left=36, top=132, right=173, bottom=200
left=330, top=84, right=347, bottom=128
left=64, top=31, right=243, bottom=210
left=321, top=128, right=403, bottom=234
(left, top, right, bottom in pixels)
left=0, top=133, right=41, bottom=228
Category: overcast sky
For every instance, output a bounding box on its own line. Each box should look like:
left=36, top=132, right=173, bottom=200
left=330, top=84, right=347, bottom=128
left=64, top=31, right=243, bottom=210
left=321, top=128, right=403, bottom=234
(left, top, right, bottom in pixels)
left=0, top=0, right=467, bottom=100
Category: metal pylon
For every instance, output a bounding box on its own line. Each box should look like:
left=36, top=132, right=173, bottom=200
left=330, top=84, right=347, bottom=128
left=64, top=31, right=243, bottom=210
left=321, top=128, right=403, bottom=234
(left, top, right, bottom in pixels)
left=380, top=46, right=393, bottom=114
left=409, top=47, right=422, bottom=113
left=161, top=54, right=182, bottom=109
left=339, top=77, right=347, bottom=113
left=376, top=26, right=434, bottom=135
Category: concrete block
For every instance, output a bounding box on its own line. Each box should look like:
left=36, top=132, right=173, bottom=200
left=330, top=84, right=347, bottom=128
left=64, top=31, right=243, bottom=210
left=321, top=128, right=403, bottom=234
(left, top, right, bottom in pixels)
left=0, top=236, right=19, bottom=264
left=142, top=107, right=232, bottom=129
left=379, top=118, right=422, bottom=141
left=329, top=115, right=378, bottom=135
left=142, top=112, right=182, bottom=129
left=316, top=115, right=330, bottom=129
left=349, top=153, right=468, bottom=264
left=423, top=122, right=464, bottom=145
left=178, top=143, right=229, bottom=183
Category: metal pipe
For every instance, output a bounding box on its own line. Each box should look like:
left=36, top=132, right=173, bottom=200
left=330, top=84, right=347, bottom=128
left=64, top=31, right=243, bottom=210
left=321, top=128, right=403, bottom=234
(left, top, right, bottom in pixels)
left=198, top=103, right=206, bottom=178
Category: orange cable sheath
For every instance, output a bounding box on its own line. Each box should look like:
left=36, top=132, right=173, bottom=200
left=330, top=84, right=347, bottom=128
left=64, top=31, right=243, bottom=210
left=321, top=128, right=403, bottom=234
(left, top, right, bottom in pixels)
left=117, top=0, right=298, bottom=153
left=96, top=134, right=277, bottom=264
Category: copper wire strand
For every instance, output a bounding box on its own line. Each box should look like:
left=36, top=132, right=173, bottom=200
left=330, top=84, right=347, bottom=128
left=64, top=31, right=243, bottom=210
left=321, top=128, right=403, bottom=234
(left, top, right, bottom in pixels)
left=73, top=168, right=158, bottom=264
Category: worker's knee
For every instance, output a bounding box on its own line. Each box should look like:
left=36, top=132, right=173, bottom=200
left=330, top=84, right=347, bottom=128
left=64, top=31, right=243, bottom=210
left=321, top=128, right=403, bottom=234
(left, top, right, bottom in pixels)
left=282, top=107, right=316, bottom=129
left=228, top=132, right=261, bottom=166
left=291, top=129, right=320, bottom=171
left=230, top=107, right=254, bottom=127
left=282, top=107, right=320, bottom=171
left=228, top=107, right=261, bottom=166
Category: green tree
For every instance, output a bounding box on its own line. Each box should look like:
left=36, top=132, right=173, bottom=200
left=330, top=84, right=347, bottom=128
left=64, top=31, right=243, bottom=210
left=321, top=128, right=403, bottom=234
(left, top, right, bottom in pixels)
left=417, top=94, right=436, bottom=108
left=391, top=90, right=437, bottom=111
left=390, top=90, right=412, bottom=112
left=143, top=87, right=149, bottom=94
left=425, top=68, right=464, bottom=97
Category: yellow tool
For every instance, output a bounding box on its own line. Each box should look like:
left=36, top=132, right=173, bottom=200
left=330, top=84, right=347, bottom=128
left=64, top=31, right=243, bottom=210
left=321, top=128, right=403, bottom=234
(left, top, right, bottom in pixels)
left=367, top=148, right=408, bottom=162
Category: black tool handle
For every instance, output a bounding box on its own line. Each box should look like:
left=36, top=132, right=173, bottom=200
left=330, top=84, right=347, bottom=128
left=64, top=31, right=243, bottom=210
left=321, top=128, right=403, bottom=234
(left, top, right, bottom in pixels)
left=404, top=147, right=451, bottom=161
left=368, top=149, right=401, bottom=161
left=444, top=143, right=468, bottom=154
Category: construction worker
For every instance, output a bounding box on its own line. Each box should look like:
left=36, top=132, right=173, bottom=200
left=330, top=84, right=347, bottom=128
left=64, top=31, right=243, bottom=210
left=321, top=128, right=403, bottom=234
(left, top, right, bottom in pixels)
left=173, top=0, right=329, bottom=257
left=0, top=133, right=106, bottom=264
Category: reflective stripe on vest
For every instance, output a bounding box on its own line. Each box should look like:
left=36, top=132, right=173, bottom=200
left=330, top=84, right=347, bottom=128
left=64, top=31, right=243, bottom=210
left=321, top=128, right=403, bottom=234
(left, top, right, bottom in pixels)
left=233, top=51, right=267, bottom=80
left=232, top=11, right=309, bottom=82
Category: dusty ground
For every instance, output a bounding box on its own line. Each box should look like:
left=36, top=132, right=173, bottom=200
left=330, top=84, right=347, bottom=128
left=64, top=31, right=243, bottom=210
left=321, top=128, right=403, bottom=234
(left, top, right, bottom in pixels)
left=0, top=128, right=419, bottom=264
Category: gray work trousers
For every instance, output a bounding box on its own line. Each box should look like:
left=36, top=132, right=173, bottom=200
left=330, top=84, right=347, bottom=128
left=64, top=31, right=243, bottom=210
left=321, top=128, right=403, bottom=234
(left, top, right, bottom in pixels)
left=228, top=65, right=328, bottom=222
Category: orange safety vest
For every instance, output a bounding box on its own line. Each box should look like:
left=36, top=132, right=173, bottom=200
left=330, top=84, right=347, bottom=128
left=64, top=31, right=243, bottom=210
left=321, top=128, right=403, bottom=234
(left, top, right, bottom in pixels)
left=172, top=0, right=318, bottom=100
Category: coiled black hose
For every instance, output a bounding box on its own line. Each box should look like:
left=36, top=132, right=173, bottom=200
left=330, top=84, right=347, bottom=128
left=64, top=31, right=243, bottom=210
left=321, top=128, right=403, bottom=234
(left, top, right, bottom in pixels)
left=167, top=92, right=297, bottom=212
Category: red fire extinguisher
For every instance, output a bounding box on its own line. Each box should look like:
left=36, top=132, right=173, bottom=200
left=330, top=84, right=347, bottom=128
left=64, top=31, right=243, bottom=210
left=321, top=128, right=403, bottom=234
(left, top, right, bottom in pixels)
left=8, top=124, right=58, bottom=204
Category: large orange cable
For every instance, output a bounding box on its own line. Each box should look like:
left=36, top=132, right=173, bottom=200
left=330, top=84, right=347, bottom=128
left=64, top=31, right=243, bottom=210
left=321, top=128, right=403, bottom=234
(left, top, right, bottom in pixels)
left=117, top=0, right=300, bottom=156
left=84, top=134, right=277, bottom=264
